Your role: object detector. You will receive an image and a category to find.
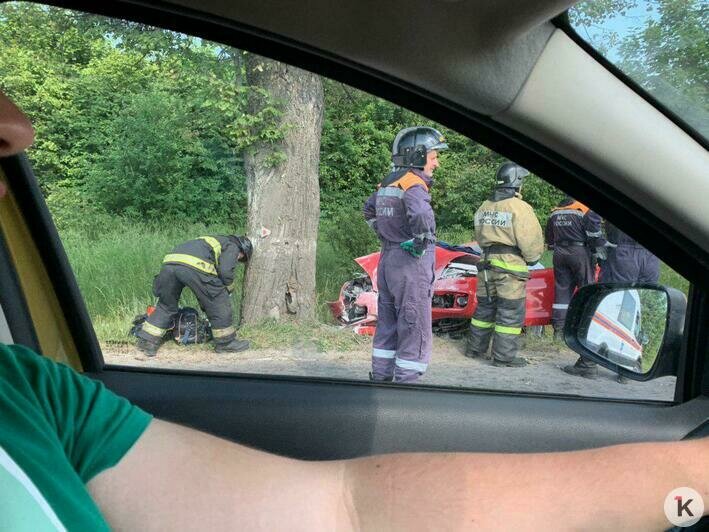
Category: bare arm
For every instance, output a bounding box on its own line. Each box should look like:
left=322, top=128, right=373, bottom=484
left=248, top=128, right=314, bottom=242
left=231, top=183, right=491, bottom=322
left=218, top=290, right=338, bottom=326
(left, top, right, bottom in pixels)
left=88, top=419, right=352, bottom=531
left=346, top=438, right=709, bottom=530
left=90, top=419, right=708, bottom=531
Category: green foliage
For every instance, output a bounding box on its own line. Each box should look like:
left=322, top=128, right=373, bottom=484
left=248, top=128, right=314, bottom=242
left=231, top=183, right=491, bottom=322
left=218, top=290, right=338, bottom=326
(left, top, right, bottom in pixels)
left=1, top=2, right=697, bottom=340
left=0, top=3, right=270, bottom=224
left=84, top=90, right=245, bottom=224
left=322, top=207, right=379, bottom=265
left=571, top=0, right=708, bottom=136
left=638, top=288, right=668, bottom=372
left=45, top=180, right=114, bottom=237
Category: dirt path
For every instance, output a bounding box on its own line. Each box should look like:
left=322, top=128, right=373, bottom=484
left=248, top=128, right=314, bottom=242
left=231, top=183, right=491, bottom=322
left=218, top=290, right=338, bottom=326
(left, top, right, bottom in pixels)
left=103, top=336, right=675, bottom=401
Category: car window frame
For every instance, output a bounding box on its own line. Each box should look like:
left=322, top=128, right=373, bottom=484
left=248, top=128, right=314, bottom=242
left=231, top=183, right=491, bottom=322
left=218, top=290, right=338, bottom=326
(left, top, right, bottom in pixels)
left=2, top=0, right=706, bottom=404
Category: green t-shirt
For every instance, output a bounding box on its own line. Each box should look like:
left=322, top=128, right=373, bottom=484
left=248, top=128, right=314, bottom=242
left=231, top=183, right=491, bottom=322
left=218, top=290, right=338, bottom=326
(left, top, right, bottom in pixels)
left=0, top=344, right=152, bottom=530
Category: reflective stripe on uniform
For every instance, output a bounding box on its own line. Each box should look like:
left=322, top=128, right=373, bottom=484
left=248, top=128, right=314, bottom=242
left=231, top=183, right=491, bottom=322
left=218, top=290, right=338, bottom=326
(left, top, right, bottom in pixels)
left=373, top=348, right=396, bottom=359
left=471, top=318, right=494, bottom=329
left=488, top=258, right=528, bottom=273
left=366, top=218, right=377, bottom=228
left=395, top=358, right=428, bottom=372
left=585, top=230, right=602, bottom=238
left=552, top=303, right=569, bottom=309
left=212, top=326, right=236, bottom=338
left=377, top=187, right=405, bottom=198
left=142, top=322, right=167, bottom=338
left=495, top=324, right=522, bottom=335
left=414, top=232, right=436, bottom=241
left=199, top=236, right=222, bottom=267
left=163, top=253, right=218, bottom=275
left=552, top=209, right=584, bottom=217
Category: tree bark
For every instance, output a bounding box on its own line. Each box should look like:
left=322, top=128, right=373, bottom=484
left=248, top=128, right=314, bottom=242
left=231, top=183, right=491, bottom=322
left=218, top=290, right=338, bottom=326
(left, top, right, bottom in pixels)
left=241, top=54, right=323, bottom=324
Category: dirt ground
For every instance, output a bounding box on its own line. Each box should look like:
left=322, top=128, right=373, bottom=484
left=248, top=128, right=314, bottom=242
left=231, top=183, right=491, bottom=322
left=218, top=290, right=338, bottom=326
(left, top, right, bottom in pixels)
left=103, top=334, right=676, bottom=402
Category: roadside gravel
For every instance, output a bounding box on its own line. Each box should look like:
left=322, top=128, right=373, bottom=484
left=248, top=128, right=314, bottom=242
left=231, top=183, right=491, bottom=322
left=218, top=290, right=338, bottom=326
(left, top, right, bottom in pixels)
left=103, top=335, right=675, bottom=402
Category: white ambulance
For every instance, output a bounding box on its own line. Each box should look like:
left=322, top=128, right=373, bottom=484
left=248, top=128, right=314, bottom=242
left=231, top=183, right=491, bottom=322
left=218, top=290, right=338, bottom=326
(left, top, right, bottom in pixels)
left=585, top=289, right=644, bottom=372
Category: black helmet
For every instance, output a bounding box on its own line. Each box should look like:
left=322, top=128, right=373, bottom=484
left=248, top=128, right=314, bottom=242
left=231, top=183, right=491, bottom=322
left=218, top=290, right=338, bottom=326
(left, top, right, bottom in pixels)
left=231, top=235, right=253, bottom=262
left=495, top=162, right=529, bottom=189
left=391, top=126, right=448, bottom=169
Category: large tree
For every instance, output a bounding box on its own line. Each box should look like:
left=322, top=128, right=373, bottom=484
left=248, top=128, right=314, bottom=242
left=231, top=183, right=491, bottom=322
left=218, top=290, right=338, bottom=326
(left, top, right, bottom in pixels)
left=241, top=55, right=324, bottom=323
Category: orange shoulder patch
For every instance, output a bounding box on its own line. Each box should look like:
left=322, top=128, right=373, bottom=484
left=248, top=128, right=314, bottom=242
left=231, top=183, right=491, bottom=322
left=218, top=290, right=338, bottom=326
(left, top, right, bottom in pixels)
left=552, top=200, right=589, bottom=214
left=391, top=172, right=428, bottom=192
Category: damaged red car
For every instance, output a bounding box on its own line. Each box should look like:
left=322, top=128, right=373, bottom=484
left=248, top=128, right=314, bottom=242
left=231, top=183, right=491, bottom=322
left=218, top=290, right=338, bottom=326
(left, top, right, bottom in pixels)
left=328, top=243, right=554, bottom=335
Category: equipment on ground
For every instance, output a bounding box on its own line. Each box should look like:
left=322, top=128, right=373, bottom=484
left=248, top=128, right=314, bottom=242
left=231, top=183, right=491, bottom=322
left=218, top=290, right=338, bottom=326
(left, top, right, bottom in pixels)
left=130, top=306, right=213, bottom=345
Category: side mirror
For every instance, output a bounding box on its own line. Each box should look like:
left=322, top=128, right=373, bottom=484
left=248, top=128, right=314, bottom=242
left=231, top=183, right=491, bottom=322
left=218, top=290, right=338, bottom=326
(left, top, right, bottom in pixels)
left=564, top=283, right=687, bottom=381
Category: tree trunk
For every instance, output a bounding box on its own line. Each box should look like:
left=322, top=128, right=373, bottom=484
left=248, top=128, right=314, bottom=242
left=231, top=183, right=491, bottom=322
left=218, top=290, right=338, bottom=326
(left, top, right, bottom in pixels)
left=241, top=54, right=323, bottom=324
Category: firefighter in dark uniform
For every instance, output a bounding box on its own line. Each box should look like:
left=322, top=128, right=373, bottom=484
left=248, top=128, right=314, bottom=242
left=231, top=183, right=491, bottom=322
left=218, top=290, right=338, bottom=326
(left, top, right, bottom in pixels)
left=363, top=126, right=448, bottom=383
left=546, top=196, right=607, bottom=378
left=546, top=196, right=605, bottom=339
left=563, top=221, right=660, bottom=382
left=136, top=235, right=253, bottom=356
left=600, top=221, right=660, bottom=283
left=465, top=162, right=544, bottom=367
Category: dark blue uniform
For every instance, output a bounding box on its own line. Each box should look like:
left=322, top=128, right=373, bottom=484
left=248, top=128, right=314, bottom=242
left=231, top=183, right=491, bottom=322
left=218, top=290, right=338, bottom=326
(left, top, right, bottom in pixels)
left=363, top=169, right=436, bottom=382
left=600, top=223, right=659, bottom=283
left=138, top=236, right=242, bottom=345
left=545, top=199, right=604, bottom=333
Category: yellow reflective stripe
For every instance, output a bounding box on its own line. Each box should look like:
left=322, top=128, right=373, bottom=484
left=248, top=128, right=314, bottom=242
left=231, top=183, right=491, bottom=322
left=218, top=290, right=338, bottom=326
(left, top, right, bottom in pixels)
left=226, top=282, right=235, bottom=293
left=199, top=236, right=222, bottom=267
left=495, top=325, right=522, bottom=335
left=212, top=326, right=236, bottom=338
left=471, top=318, right=494, bottom=329
left=488, top=258, right=528, bottom=273
left=142, top=322, right=167, bottom=338
left=163, top=254, right=218, bottom=275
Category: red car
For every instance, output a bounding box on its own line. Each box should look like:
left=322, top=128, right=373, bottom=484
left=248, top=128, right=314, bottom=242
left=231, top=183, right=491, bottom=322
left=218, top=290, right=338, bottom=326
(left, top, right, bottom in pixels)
left=328, top=243, right=554, bottom=335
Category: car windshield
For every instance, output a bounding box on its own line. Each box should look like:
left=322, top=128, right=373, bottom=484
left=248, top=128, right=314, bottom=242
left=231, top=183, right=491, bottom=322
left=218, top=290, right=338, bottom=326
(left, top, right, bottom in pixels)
left=568, top=0, right=708, bottom=140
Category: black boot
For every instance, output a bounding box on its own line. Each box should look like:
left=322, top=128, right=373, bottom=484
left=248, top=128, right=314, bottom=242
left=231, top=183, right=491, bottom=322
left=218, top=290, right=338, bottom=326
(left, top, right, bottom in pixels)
left=464, top=330, right=484, bottom=359
left=553, top=328, right=565, bottom=343
left=136, top=338, right=161, bottom=357
left=492, top=356, right=528, bottom=367
left=214, top=338, right=250, bottom=353
left=464, top=341, right=483, bottom=359
left=562, top=358, right=598, bottom=379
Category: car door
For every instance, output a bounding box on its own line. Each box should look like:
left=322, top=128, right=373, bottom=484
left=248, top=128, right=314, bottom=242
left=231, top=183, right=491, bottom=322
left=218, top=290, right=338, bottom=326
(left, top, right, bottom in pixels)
left=0, top=0, right=707, bottom=467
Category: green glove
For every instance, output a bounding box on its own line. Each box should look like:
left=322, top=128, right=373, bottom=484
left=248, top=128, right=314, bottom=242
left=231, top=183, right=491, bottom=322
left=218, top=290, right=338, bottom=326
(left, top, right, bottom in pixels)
left=400, top=239, right=425, bottom=257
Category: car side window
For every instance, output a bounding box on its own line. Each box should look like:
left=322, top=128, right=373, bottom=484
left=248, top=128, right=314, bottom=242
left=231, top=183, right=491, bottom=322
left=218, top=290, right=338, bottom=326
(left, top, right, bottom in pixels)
left=0, top=2, right=689, bottom=401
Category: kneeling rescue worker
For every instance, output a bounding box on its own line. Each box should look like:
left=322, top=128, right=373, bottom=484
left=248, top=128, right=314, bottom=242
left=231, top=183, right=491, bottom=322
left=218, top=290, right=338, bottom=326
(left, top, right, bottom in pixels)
left=136, top=235, right=253, bottom=356
left=465, top=162, right=544, bottom=367
left=364, top=126, right=448, bottom=383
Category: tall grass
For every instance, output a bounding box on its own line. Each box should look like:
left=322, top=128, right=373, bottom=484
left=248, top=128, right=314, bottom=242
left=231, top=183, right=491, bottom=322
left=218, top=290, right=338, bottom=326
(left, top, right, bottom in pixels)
left=60, top=219, right=690, bottom=344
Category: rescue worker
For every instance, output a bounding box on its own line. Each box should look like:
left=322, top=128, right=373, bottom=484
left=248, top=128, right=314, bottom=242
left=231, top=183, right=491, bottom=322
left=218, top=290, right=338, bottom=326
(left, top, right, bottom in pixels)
left=564, top=221, right=660, bottom=381
left=363, top=126, right=448, bottom=382
left=465, top=162, right=544, bottom=367
left=136, top=235, right=253, bottom=356
left=546, top=196, right=608, bottom=379
left=545, top=196, right=605, bottom=342
left=600, top=221, right=660, bottom=283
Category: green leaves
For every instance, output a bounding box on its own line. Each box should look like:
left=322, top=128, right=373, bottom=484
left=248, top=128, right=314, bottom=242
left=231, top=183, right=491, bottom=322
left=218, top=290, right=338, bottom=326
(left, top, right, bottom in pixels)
left=3, top=2, right=579, bottom=237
